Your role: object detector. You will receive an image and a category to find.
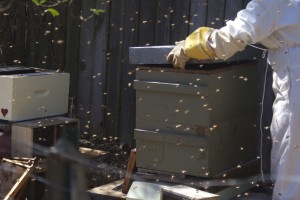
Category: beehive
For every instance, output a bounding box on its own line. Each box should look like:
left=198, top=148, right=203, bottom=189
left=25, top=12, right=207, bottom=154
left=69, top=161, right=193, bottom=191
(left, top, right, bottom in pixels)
left=134, top=63, right=258, bottom=177
left=0, top=67, right=69, bottom=121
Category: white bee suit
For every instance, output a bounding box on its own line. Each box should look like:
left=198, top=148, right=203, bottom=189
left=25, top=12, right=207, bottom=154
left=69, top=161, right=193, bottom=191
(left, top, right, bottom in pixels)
left=206, top=0, right=300, bottom=199
left=167, top=1, right=300, bottom=198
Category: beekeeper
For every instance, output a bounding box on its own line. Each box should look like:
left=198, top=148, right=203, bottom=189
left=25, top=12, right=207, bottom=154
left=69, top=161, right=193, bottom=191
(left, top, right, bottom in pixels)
left=167, top=0, right=300, bottom=199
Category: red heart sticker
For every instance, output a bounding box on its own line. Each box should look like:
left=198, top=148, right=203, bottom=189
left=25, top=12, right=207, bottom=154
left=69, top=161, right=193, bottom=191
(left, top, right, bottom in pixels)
left=1, top=108, right=8, bottom=117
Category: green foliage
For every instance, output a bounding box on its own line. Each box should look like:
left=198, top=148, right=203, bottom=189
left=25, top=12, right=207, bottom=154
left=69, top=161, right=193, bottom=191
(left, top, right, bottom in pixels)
left=90, top=8, right=105, bottom=16
left=45, top=8, right=60, bottom=17
left=31, top=0, right=46, bottom=6
left=30, top=0, right=105, bottom=18
left=31, top=0, right=64, bottom=17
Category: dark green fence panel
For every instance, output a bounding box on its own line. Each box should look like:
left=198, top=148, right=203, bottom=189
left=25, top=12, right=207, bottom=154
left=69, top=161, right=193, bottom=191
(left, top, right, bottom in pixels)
left=189, top=0, right=208, bottom=33
left=119, top=0, right=140, bottom=145
left=207, top=0, right=226, bottom=28
left=170, top=0, right=191, bottom=43
left=89, top=0, right=110, bottom=137
left=154, top=0, right=172, bottom=45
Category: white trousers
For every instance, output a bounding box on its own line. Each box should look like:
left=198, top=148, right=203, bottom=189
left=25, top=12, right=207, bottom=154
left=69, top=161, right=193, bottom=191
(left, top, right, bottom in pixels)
left=270, top=47, right=300, bottom=200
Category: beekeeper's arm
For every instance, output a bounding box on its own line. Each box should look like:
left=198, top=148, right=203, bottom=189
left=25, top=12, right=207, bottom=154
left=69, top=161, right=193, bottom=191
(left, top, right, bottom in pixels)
left=167, top=0, right=279, bottom=69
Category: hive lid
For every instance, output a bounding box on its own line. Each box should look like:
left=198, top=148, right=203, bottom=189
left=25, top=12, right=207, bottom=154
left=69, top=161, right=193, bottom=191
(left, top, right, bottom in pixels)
left=129, top=45, right=263, bottom=65
left=0, top=66, right=36, bottom=75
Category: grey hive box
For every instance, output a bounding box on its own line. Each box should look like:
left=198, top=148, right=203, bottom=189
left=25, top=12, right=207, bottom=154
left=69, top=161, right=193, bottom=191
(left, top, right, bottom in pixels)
left=131, top=46, right=260, bottom=178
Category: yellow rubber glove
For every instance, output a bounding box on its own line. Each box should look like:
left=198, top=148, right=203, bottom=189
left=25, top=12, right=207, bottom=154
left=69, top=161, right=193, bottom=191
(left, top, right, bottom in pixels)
left=167, top=27, right=216, bottom=69
left=167, top=40, right=190, bottom=69
left=184, top=27, right=216, bottom=60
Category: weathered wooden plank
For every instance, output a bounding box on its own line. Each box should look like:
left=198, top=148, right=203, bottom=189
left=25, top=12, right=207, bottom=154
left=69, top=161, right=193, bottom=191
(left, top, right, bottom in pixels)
left=0, top=1, right=19, bottom=65
left=154, top=0, right=172, bottom=45
left=170, top=0, right=191, bottom=43
left=119, top=0, right=139, bottom=144
left=189, top=0, right=208, bottom=33
left=1, top=158, right=36, bottom=200
left=90, top=0, right=110, bottom=137
left=105, top=0, right=126, bottom=137
left=51, top=5, right=67, bottom=70
left=138, top=0, right=157, bottom=46
left=225, top=0, right=243, bottom=21
left=13, top=1, right=26, bottom=66
left=78, top=0, right=97, bottom=137
left=88, top=179, right=126, bottom=200
left=11, top=116, right=79, bottom=157
left=64, top=0, right=81, bottom=117
left=36, top=14, right=53, bottom=69
left=0, top=115, right=11, bottom=158
left=4, top=167, right=31, bottom=200
left=79, top=147, right=108, bottom=158
left=11, top=126, right=33, bottom=158
left=206, top=0, right=226, bottom=28
left=25, top=6, right=39, bottom=67
left=122, top=149, right=136, bottom=194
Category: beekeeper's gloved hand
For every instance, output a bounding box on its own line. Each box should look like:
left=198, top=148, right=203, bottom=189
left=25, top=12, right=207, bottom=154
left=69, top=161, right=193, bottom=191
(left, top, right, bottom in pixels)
left=167, top=27, right=217, bottom=69
left=167, top=40, right=190, bottom=69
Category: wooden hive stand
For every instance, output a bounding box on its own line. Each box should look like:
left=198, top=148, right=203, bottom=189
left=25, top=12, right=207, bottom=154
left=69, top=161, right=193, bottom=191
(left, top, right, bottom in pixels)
left=11, top=116, right=79, bottom=158
left=0, top=121, right=11, bottom=158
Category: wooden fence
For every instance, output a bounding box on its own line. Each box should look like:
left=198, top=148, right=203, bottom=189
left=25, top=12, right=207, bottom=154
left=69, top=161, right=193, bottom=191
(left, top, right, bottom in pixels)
left=0, top=0, right=251, bottom=146
left=78, top=0, right=251, bottom=145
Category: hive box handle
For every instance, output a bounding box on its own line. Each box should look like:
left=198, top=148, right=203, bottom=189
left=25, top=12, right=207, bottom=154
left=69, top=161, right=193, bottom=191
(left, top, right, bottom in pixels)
left=34, top=90, right=50, bottom=97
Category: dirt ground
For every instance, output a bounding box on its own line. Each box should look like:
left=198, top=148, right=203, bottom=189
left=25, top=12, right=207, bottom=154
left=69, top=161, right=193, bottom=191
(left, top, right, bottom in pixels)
left=79, top=136, right=131, bottom=189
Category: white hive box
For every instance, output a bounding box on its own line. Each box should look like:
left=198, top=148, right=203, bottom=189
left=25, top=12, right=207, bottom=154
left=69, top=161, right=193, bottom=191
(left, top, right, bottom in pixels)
left=0, top=67, right=70, bottom=121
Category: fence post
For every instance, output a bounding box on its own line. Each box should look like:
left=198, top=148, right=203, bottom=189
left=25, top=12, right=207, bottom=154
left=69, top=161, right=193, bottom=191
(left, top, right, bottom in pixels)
left=46, top=137, right=89, bottom=200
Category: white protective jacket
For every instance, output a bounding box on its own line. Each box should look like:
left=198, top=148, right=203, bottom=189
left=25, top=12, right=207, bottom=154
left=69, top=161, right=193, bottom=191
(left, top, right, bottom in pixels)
left=208, top=0, right=300, bottom=199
